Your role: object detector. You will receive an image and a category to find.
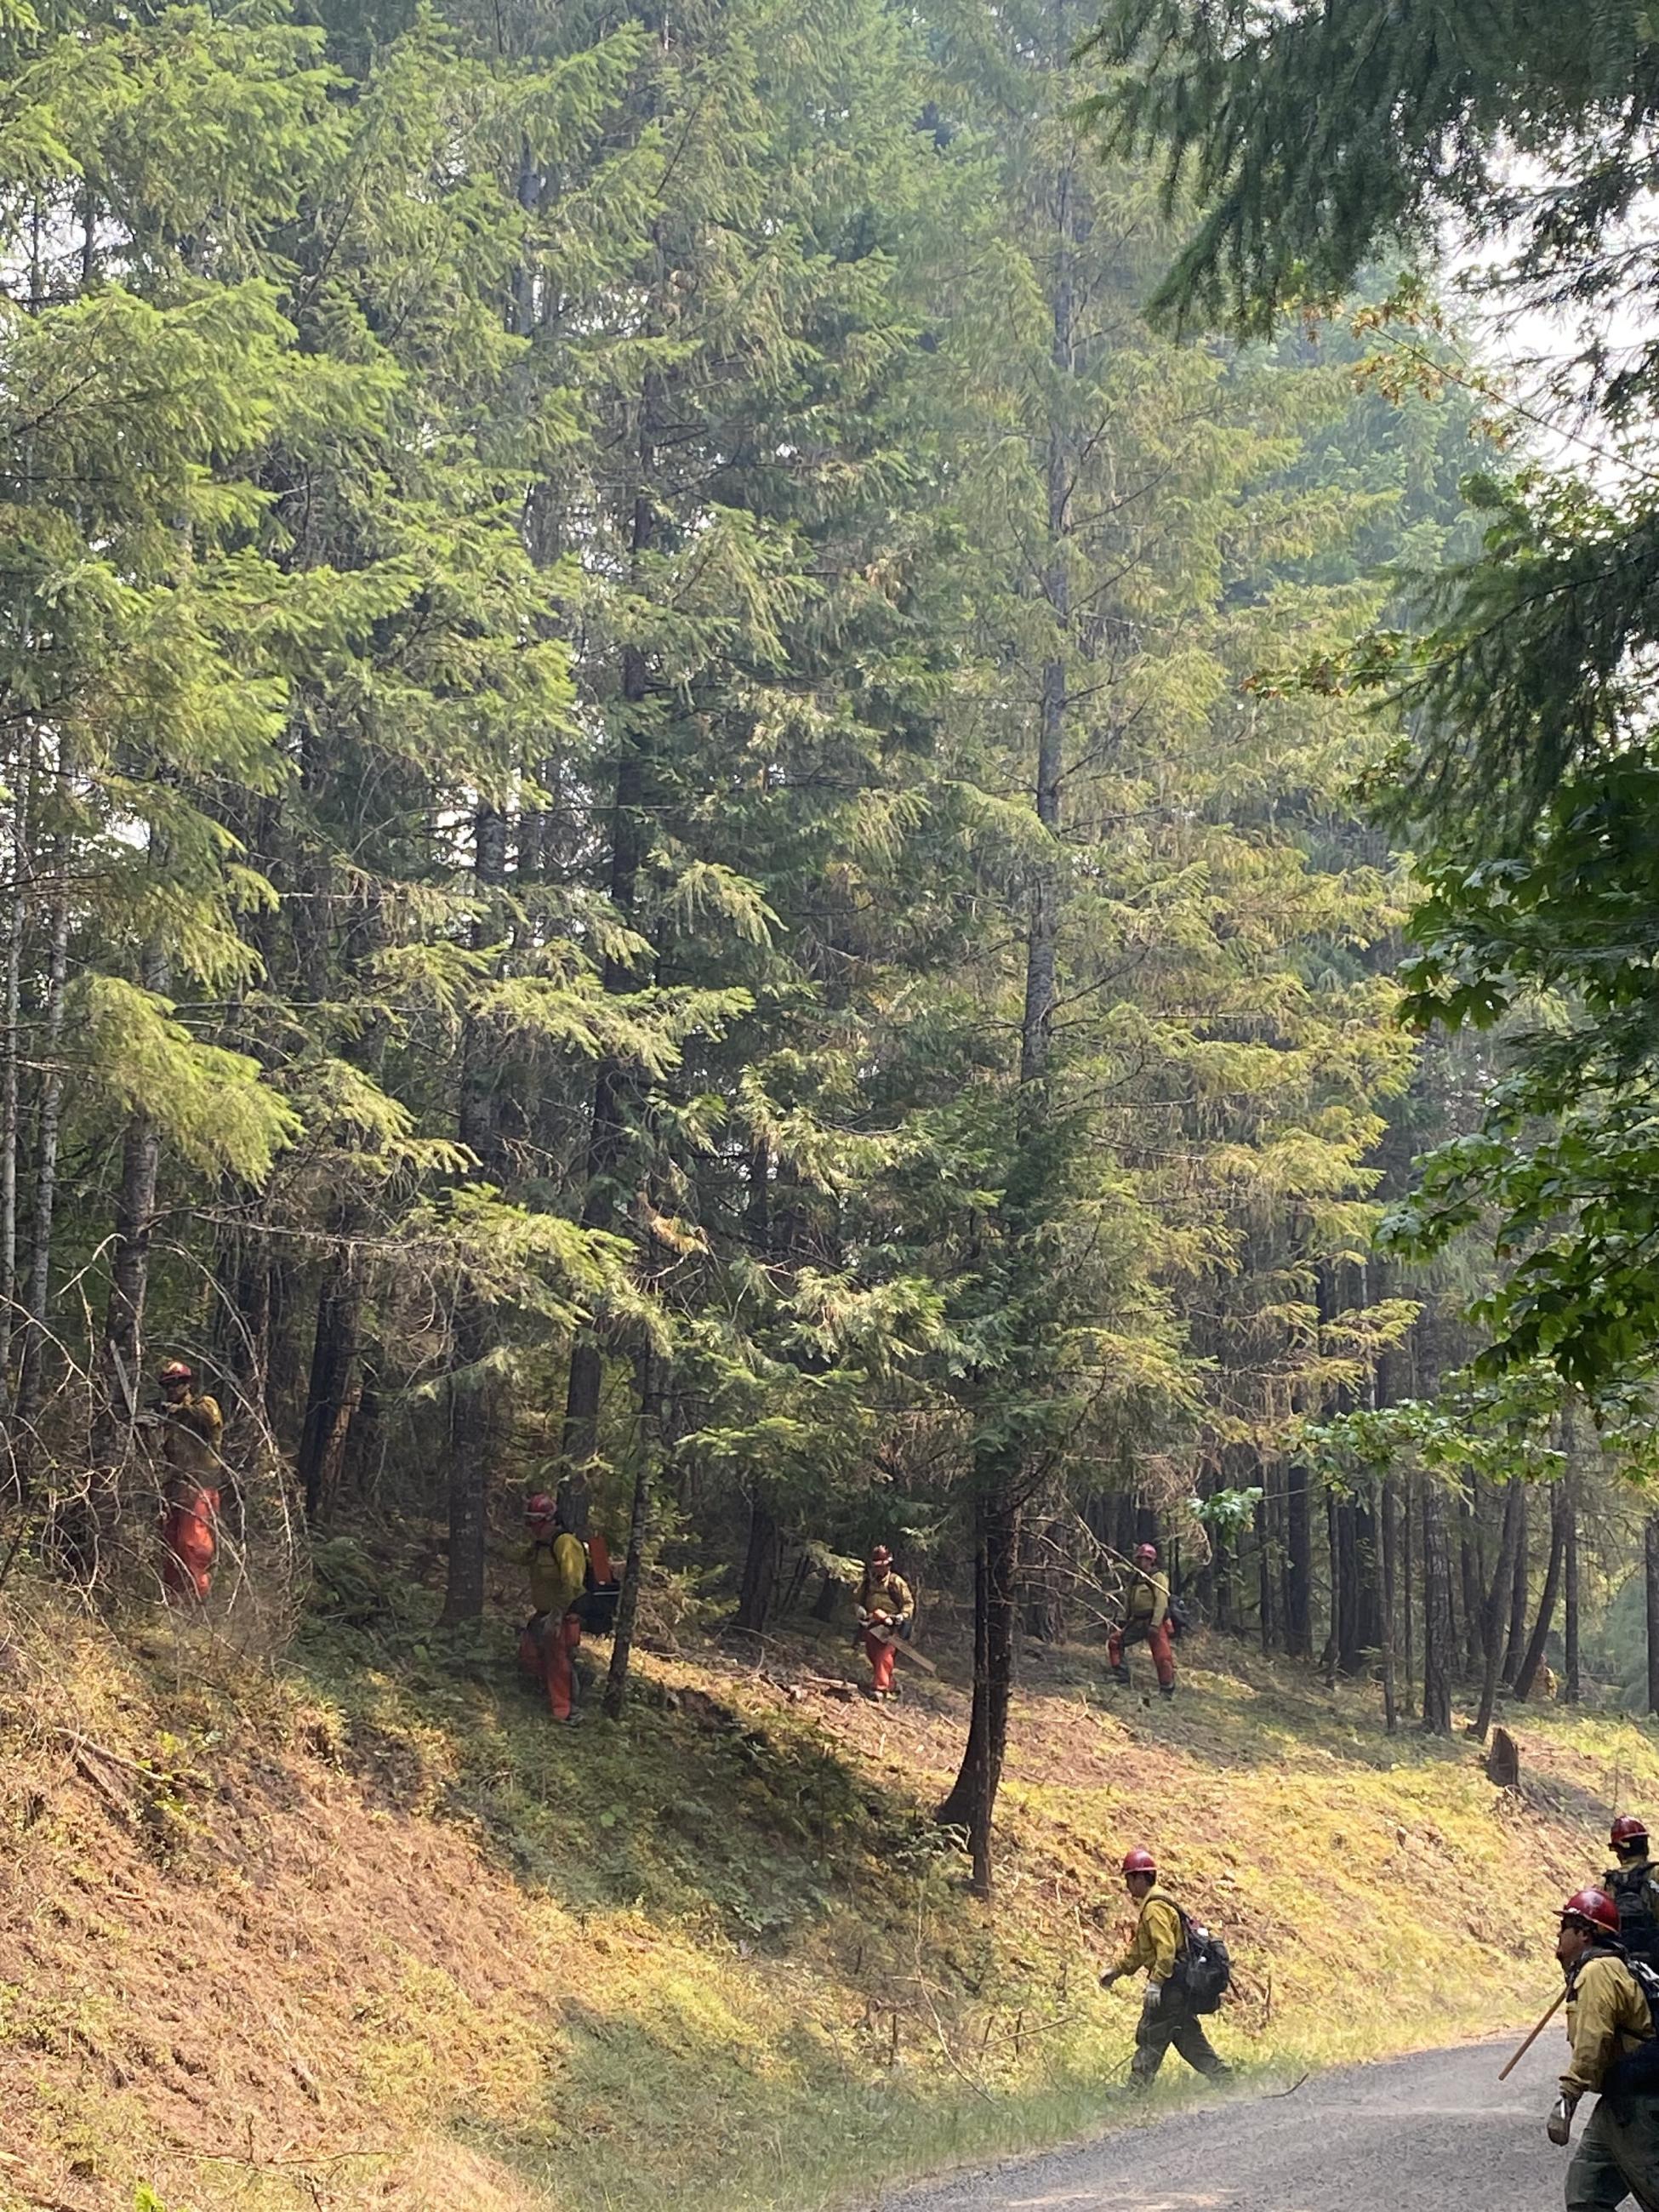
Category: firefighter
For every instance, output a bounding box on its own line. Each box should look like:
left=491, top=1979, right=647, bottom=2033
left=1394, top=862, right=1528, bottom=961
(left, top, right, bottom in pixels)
left=1605, top=1817, right=1659, bottom=1970
left=518, top=1493, right=588, bottom=1724
left=1548, top=1884, right=1659, bottom=2210
left=1099, top=1844, right=1230, bottom=2088
left=153, top=1360, right=225, bottom=1601
left=854, top=1544, right=914, bottom=1701
left=1108, top=1542, right=1175, bottom=1697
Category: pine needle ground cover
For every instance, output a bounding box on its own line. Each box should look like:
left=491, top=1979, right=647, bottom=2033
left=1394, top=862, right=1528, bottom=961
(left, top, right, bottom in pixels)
left=0, top=1572, right=1630, bottom=2212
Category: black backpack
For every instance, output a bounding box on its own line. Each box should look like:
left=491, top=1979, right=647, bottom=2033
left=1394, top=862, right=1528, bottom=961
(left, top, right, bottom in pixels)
left=1609, top=1866, right=1659, bottom=1965
left=573, top=1542, right=621, bottom=1633
left=1598, top=1953, right=1659, bottom=2097
left=1166, top=1592, right=1192, bottom=1639
left=1174, top=1907, right=1233, bottom=2015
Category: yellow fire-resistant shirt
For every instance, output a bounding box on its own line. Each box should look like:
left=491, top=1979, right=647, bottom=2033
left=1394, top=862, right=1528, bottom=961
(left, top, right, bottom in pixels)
left=856, top=1571, right=914, bottom=1628
left=160, top=1392, right=224, bottom=1497
left=1113, top=1885, right=1183, bottom=1988
left=1125, top=1571, right=1170, bottom=1629
left=522, top=1532, right=586, bottom=1618
left=1563, top=1951, right=1653, bottom=2099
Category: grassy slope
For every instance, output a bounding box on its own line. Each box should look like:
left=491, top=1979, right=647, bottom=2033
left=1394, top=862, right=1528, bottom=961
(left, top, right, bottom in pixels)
left=0, top=1559, right=1648, bottom=2212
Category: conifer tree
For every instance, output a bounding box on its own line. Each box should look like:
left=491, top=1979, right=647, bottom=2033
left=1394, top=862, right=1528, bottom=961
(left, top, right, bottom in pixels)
left=1091, top=0, right=1659, bottom=1412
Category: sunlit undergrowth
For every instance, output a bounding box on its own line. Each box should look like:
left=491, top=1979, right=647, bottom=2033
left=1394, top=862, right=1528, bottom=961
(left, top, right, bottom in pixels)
left=0, top=1554, right=1647, bottom=2212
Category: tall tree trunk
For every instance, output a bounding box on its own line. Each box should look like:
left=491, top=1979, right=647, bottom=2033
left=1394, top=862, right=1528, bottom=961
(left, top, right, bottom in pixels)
left=559, top=393, right=658, bottom=1529
left=88, top=930, right=168, bottom=1494
left=1460, top=1484, right=1486, bottom=1676
left=15, top=794, right=68, bottom=1434
left=1401, top=1472, right=1416, bottom=1703
left=1471, top=1478, right=1523, bottom=1742
left=295, top=1241, right=362, bottom=1524
left=1501, top=1484, right=1531, bottom=1687
left=1353, top=1493, right=1381, bottom=1657
left=604, top=1349, right=655, bottom=1719
left=1256, top=1485, right=1276, bottom=1653
left=1321, top=1489, right=1341, bottom=1685
left=439, top=1298, right=493, bottom=1626
left=1645, top=1516, right=1659, bottom=1719
left=442, top=804, right=508, bottom=1620
left=0, top=767, right=29, bottom=1429
left=937, top=53, right=1072, bottom=1896
left=1564, top=1478, right=1581, bottom=1705
left=1379, top=1474, right=1399, bottom=1734
left=1285, top=1458, right=1313, bottom=1658
left=1421, top=1481, right=1454, bottom=1733
left=735, top=1496, right=780, bottom=1633
left=1514, top=1482, right=1567, bottom=1702
left=1337, top=1498, right=1366, bottom=1673
left=211, top=1206, right=275, bottom=1425
left=937, top=1485, right=1019, bottom=1896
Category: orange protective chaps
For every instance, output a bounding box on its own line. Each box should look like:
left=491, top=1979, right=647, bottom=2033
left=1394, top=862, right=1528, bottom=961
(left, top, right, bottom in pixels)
left=864, top=1629, right=898, bottom=1694
left=520, top=1611, right=582, bottom=1720
left=1108, top=1616, right=1174, bottom=1688
left=162, top=1486, right=220, bottom=1600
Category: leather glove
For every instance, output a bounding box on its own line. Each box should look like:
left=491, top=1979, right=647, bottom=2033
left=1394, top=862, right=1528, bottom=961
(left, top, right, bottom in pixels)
left=1144, top=1981, right=1162, bottom=2013
left=1547, top=2094, right=1577, bottom=2146
left=1098, top=1968, right=1120, bottom=1989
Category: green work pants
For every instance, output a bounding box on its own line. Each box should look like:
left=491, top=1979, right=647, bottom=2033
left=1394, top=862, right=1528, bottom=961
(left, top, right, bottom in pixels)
left=1567, top=2094, right=1659, bottom=2212
left=1129, top=1987, right=1229, bottom=2085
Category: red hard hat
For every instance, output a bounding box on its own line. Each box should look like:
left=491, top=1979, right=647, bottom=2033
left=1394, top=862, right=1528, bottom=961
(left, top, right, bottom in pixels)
left=1561, top=1887, right=1622, bottom=1938
left=870, top=1543, right=892, bottom=1565
left=1612, top=1815, right=1649, bottom=1850
left=1121, top=1845, right=1157, bottom=1876
left=1135, top=1543, right=1158, bottom=1564
left=157, top=1359, right=193, bottom=1382
left=525, top=1492, right=556, bottom=1522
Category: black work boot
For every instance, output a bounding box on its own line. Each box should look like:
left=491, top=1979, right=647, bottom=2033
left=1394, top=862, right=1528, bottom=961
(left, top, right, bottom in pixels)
left=1112, top=1664, right=1132, bottom=1687
left=1160, top=1681, right=1175, bottom=1699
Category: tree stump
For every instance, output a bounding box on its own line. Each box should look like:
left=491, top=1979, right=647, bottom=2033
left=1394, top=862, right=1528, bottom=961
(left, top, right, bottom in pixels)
left=1488, top=1725, right=1521, bottom=1789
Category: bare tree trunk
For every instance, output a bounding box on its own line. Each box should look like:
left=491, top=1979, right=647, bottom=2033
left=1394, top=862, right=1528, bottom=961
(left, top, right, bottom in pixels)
left=0, top=767, right=29, bottom=1428
left=1379, top=1474, right=1398, bottom=1734
left=1401, top=1472, right=1416, bottom=1702
left=1460, top=1482, right=1486, bottom=1676
left=1471, top=1478, right=1522, bottom=1743
left=1337, top=1497, right=1368, bottom=1673
left=603, top=1351, right=655, bottom=1719
left=735, top=1496, right=781, bottom=1633
left=1645, top=1516, right=1659, bottom=1719
left=1514, top=1482, right=1566, bottom=1703
left=935, top=37, right=1072, bottom=1897
left=442, top=804, right=507, bottom=1620
left=937, top=1484, right=1020, bottom=1889
left=295, top=1241, right=362, bottom=1524
left=560, top=393, right=658, bottom=1531
left=439, top=1298, right=493, bottom=1627
left=1564, top=1479, right=1581, bottom=1705
left=1285, top=1458, right=1313, bottom=1658
left=1256, top=1481, right=1276, bottom=1652
left=1502, top=1484, right=1530, bottom=1687
left=1421, top=1481, right=1454, bottom=1734
left=15, top=826, right=70, bottom=1433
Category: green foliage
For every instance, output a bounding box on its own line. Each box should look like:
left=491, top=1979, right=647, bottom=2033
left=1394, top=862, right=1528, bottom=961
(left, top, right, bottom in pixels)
left=0, top=0, right=1488, bottom=1773
left=1084, top=0, right=1659, bottom=1418
left=1086, top=0, right=1659, bottom=343
left=1303, top=1365, right=1569, bottom=1495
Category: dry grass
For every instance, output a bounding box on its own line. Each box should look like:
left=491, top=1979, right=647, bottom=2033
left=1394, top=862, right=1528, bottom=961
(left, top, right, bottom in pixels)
left=0, top=1563, right=1651, bottom=2212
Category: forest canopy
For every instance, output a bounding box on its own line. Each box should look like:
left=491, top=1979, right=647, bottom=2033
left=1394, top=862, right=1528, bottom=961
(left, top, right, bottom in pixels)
left=0, top=0, right=1650, bottom=1883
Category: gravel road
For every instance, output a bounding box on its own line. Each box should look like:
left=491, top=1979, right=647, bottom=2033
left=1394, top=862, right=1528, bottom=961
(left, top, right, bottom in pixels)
left=877, top=2031, right=1566, bottom=2211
